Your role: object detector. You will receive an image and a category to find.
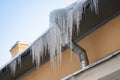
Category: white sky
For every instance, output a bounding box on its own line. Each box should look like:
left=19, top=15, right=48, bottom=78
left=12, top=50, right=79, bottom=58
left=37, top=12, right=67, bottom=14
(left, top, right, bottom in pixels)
left=0, top=0, right=79, bottom=67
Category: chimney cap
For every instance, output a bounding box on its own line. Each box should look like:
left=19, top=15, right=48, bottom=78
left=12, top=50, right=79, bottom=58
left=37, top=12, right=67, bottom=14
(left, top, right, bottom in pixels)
left=9, top=41, right=29, bottom=51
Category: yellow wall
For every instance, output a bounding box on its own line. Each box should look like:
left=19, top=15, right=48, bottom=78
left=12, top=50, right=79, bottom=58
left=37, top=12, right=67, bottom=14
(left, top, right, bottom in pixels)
left=22, top=50, right=80, bottom=80
left=10, top=44, right=28, bottom=57
left=78, top=15, right=120, bottom=64
left=21, top=16, right=120, bottom=80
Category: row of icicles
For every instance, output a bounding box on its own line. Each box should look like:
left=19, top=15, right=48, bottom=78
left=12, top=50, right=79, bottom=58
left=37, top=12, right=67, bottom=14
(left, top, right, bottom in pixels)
left=9, top=0, right=99, bottom=76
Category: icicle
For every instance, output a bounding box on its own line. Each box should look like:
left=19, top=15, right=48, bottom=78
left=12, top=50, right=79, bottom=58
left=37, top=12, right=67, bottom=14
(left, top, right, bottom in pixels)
left=46, top=25, right=62, bottom=69
left=89, top=0, right=99, bottom=14
left=31, top=37, right=46, bottom=68
left=18, top=56, right=21, bottom=68
left=92, top=0, right=99, bottom=14
left=73, top=6, right=83, bottom=34
left=9, top=60, right=17, bottom=76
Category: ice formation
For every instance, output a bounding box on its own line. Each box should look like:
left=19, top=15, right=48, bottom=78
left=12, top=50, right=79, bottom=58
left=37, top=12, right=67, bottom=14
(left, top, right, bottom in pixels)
left=10, top=59, right=17, bottom=76
left=9, top=0, right=99, bottom=75
left=18, top=56, right=21, bottom=67
left=9, top=56, right=22, bottom=76
left=31, top=0, right=99, bottom=68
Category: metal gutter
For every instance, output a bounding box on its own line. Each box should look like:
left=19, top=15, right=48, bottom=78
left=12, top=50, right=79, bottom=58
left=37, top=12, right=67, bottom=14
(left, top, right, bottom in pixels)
left=67, top=41, right=89, bottom=69
left=61, top=49, right=120, bottom=80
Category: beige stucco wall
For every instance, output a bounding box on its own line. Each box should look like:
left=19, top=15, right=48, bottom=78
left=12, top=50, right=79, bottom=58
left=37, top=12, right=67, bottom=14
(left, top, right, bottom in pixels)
left=21, top=15, right=120, bottom=80
left=78, top=15, right=120, bottom=64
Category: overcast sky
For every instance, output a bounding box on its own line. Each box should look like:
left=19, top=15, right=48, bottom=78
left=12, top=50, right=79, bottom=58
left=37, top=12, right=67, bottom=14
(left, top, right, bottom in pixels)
left=0, top=0, right=79, bottom=67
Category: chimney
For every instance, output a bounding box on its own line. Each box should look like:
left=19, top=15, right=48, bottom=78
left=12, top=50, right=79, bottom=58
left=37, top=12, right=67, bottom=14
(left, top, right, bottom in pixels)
left=10, top=41, right=29, bottom=57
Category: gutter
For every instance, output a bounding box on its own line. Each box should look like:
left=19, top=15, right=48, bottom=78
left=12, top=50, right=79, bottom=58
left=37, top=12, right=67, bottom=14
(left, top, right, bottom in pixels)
left=61, top=50, right=120, bottom=80
left=67, top=41, right=89, bottom=69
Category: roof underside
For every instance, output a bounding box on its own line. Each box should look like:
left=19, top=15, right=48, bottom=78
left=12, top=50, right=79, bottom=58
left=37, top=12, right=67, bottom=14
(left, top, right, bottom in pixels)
left=0, top=0, right=120, bottom=80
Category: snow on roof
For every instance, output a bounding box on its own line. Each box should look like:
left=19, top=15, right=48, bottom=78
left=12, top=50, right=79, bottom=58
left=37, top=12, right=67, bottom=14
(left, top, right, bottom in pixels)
left=0, top=0, right=99, bottom=76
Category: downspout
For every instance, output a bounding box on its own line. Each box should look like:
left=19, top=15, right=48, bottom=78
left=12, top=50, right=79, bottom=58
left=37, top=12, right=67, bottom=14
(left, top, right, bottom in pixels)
left=67, top=41, right=89, bottom=69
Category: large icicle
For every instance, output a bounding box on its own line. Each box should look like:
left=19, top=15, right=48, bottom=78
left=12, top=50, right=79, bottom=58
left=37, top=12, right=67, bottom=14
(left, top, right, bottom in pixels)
left=31, top=0, right=99, bottom=69
left=31, top=23, right=63, bottom=68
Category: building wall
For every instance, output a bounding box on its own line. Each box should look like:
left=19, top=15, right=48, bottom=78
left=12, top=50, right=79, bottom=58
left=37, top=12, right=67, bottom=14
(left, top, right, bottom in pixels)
left=21, top=16, right=120, bottom=80
left=10, top=44, right=28, bottom=57
left=78, top=15, right=120, bottom=64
